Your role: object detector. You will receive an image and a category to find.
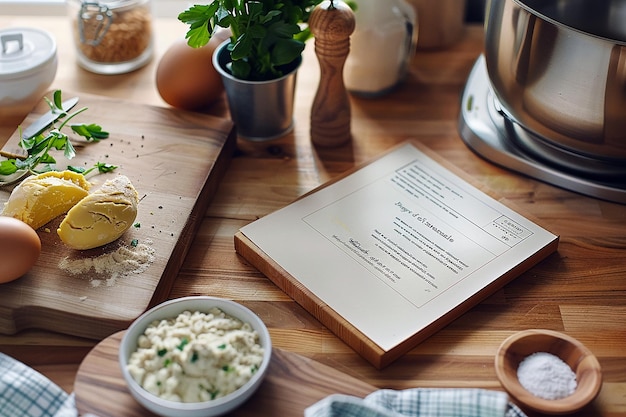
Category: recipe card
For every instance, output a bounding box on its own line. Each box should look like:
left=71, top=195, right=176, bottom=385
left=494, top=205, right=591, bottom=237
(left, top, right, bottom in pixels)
left=235, top=141, right=559, bottom=368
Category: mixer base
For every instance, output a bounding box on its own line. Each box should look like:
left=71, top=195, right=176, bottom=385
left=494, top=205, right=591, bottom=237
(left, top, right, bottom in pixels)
left=458, top=55, right=626, bottom=204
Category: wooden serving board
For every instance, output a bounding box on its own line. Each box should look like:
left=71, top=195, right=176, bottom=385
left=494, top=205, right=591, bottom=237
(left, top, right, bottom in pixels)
left=0, top=91, right=236, bottom=339
left=75, top=331, right=376, bottom=417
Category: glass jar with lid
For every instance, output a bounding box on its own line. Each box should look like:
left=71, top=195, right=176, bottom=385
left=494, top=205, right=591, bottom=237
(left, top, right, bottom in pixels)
left=67, top=0, right=154, bottom=74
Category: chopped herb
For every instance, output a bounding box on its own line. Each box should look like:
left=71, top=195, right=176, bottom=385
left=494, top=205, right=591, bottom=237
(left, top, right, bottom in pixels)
left=157, top=348, right=167, bottom=357
left=177, top=338, right=189, bottom=351
left=1, top=90, right=113, bottom=179
left=191, top=351, right=199, bottom=363
left=134, top=222, right=141, bottom=228
left=68, top=161, right=118, bottom=176
left=131, top=239, right=139, bottom=247
left=163, top=358, right=171, bottom=367
left=217, top=343, right=227, bottom=350
left=222, top=365, right=230, bottom=372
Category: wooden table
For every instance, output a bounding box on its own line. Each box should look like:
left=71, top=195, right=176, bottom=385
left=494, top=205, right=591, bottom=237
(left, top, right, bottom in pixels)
left=1, top=16, right=625, bottom=417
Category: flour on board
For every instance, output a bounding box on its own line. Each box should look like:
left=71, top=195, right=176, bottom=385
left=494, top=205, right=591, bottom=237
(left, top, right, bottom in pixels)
left=59, top=241, right=156, bottom=287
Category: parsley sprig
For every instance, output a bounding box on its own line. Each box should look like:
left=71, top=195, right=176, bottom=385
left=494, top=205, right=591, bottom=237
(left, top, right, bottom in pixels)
left=178, top=0, right=320, bottom=81
left=0, top=90, right=115, bottom=179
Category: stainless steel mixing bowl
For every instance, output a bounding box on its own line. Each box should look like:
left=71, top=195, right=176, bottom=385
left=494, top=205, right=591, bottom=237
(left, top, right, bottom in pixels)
left=484, top=0, right=626, bottom=165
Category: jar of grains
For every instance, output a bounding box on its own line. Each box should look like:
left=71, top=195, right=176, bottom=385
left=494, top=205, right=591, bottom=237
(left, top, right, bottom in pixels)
left=67, top=0, right=153, bottom=74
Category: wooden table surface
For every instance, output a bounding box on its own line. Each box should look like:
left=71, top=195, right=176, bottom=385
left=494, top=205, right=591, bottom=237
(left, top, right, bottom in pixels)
left=1, top=16, right=625, bottom=417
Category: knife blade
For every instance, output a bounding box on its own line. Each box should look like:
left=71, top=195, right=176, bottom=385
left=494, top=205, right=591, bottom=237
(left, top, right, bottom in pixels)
left=21, top=97, right=80, bottom=140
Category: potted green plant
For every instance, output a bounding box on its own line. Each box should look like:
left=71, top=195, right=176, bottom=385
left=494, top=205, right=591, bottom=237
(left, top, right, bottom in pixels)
left=178, top=0, right=321, bottom=140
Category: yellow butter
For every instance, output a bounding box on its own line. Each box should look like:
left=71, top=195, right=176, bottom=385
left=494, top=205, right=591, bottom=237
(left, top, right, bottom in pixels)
left=1, top=171, right=91, bottom=230
left=57, top=175, right=139, bottom=250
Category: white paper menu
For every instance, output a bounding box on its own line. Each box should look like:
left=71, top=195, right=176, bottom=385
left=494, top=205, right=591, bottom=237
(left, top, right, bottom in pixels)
left=239, top=142, right=558, bottom=356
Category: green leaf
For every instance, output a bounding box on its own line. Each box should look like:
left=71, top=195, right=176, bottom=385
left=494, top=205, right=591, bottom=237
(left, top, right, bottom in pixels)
left=3, top=90, right=113, bottom=180
left=0, top=160, right=18, bottom=176
left=260, top=10, right=282, bottom=24
left=67, top=166, right=85, bottom=174
left=230, top=59, right=251, bottom=79
left=63, top=140, right=76, bottom=160
left=270, top=21, right=301, bottom=38
left=271, top=38, right=305, bottom=66
left=177, top=338, right=189, bottom=351
left=177, top=0, right=321, bottom=80
left=247, top=1, right=264, bottom=19
left=53, top=89, right=63, bottom=110
left=96, top=162, right=117, bottom=173
left=70, top=123, right=109, bottom=141
left=68, top=161, right=116, bottom=176
left=231, top=33, right=253, bottom=60
left=178, top=3, right=219, bottom=48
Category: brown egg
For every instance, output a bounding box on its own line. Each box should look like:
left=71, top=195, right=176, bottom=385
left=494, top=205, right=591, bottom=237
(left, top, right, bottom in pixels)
left=156, top=29, right=231, bottom=111
left=0, top=216, right=41, bottom=284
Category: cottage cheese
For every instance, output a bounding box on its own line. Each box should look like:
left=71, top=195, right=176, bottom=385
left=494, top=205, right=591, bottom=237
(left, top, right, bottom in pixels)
left=126, top=308, right=264, bottom=403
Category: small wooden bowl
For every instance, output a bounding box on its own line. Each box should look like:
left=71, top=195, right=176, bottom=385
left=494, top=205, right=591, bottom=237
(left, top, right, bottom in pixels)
left=495, top=329, right=602, bottom=415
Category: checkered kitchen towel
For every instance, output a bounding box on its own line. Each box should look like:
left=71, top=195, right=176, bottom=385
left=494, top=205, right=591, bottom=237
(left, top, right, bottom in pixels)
left=1, top=351, right=528, bottom=417
left=0, top=353, right=77, bottom=417
left=305, top=388, right=528, bottom=417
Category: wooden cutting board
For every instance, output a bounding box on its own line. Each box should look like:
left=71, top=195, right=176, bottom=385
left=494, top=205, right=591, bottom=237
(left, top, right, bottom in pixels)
left=75, top=331, right=377, bottom=417
left=0, top=91, right=236, bottom=339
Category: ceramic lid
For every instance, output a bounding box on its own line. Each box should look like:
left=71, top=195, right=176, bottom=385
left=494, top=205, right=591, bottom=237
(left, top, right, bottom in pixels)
left=0, top=27, right=57, bottom=81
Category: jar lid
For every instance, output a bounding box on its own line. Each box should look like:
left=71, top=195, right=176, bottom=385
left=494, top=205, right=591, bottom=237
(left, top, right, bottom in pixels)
left=0, top=27, right=57, bottom=81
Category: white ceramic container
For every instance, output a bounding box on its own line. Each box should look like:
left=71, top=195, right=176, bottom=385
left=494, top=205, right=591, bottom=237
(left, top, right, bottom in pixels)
left=119, top=296, right=272, bottom=417
left=0, top=27, right=57, bottom=107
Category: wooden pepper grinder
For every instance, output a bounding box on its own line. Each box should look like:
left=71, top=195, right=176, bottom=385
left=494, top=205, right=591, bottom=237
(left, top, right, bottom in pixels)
left=309, top=0, right=355, bottom=147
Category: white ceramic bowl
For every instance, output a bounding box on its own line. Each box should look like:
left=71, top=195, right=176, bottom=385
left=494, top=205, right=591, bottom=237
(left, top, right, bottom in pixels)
left=119, top=296, right=272, bottom=417
left=0, top=27, right=57, bottom=107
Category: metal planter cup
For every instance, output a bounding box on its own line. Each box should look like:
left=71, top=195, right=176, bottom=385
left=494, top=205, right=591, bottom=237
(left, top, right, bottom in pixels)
left=484, top=0, right=626, bottom=166
left=213, top=40, right=301, bottom=141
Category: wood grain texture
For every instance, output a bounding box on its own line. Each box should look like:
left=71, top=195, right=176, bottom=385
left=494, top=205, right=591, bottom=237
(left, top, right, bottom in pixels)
left=0, top=16, right=625, bottom=417
left=0, top=91, right=236, bottom=339
left=74, top=331, right=376, bottom=417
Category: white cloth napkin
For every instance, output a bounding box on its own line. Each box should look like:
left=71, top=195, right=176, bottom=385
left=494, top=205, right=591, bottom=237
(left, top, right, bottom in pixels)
left=305, top=388, right=528, bottom=417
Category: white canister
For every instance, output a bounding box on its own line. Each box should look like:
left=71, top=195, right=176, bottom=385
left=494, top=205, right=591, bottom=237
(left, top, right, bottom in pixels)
left=0, top=27, right=58, bottom=107
left=344, top=0, right=417, bottom=97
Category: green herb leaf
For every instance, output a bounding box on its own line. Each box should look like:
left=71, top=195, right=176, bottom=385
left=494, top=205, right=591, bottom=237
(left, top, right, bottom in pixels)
left=177, top=338, right=189, bottom=351
left=178, top=0, right=320, bottom=81
left=1, top=90, right=114, bottom=181
left=67, top=161, right=117, bottom=176
left=0, top=160, right=17, bottom=176
left=70, top=123, right=110, bottom=141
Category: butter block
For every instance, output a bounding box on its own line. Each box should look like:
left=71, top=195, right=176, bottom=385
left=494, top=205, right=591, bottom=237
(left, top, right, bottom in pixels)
left=57, top=175, right=139, bottom=250
left=2, top=171, right=91, bottom=230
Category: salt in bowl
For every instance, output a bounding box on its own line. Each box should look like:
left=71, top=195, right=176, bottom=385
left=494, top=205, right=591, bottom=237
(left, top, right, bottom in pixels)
left=494, top=329, right=602, bottom=415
